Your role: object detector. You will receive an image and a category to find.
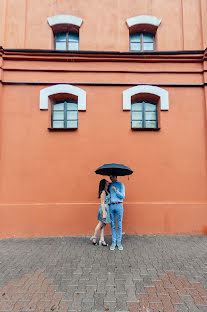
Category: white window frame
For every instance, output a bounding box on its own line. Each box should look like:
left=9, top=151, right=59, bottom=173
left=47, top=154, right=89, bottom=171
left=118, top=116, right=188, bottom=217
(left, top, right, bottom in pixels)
left=126, top=15, right=161, bottom=29
left=47, top=15, right=83, bottom=29
left=40, top=84, right=86, bottom=111
left=123, top=85, right=169, bottom=111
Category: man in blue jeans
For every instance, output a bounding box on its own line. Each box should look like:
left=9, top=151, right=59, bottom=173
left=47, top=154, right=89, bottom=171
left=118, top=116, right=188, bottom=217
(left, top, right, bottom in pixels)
left=109, top=175, right=125, bottom=251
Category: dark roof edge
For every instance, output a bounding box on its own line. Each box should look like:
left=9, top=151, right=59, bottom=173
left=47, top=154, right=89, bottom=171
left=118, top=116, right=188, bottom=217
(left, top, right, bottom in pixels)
left=0, top=46, right=205, bottom=56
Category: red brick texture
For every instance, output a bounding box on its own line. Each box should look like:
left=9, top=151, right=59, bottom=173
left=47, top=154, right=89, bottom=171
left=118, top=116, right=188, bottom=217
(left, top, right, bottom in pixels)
left=128, top=270, right=207, bottom=312
left=0, top=270, right=71, bottom=312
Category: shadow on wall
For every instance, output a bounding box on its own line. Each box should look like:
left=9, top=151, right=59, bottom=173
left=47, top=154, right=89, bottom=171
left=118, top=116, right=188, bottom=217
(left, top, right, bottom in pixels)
left=202, top=226, right=207, bottom=235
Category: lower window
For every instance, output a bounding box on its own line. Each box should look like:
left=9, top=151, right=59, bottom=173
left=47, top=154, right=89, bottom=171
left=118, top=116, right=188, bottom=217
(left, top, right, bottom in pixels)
left=52, top=101, right=78, bottom=129
left=131, top=101, right=157, bottom=129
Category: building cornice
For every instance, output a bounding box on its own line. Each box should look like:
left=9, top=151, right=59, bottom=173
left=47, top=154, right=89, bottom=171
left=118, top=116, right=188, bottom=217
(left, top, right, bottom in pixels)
left=0, top=46, right=207, bottom=86
left=0, top=46, right=205, bottom=63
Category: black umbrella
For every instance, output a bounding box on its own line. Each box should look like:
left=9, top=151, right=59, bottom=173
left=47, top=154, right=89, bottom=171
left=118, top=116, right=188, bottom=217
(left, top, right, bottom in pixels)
left=95, top=163, right=133, bottom=176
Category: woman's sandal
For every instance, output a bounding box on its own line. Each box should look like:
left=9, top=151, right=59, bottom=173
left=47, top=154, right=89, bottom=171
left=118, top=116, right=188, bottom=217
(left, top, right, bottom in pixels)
left=90, top=236, right=97, bottom=245
left=99, top=240, right=109, bottom=247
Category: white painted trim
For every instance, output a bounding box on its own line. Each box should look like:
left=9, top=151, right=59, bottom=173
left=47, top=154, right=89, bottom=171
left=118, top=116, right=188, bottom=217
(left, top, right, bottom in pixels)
left=47, top=15, right=83, bottom=28
left=40, top=84, right=86, bottom=110
left=123, top=85, right=169, bottom=111
left=126, top=15, right=161, bottom=29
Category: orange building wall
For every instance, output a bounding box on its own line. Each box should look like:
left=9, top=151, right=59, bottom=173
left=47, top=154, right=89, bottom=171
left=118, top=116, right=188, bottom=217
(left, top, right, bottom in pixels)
left=0, top=0, right=207, bottom=238
left=0, top=77, right=207, bottom=237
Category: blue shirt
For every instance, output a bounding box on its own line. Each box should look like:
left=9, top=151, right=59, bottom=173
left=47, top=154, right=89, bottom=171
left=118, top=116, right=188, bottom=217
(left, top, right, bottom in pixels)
left=109, top=180, right=125, bottom=203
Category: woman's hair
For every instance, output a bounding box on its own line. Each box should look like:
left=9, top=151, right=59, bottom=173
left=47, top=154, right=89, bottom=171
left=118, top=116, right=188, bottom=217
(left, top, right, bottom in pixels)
left=98, top=179, right=108, bottom=198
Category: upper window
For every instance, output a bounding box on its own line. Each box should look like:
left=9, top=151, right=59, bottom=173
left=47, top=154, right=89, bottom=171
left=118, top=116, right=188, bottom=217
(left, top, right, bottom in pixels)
left=52, top=101, right=78, bottom=129
left=131, top=101, right=157, bottom=129
left=126, top=15, right=161, bottom=52
left=130, top=32, right=154, bottom=52
left=47, top=15, right=83, bottom=51
left=55, top=32, right=79, bottom=51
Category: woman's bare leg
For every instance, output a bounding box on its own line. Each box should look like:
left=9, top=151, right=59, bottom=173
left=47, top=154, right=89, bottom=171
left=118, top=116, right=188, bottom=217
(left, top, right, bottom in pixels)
left=100, top=224, right=105, bottom=242
left=93, top=221, right=103, bottom=238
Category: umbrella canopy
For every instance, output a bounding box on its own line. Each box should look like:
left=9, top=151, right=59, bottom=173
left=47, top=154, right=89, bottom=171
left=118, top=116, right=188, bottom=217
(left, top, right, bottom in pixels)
left=95, top=163, right=133, bottom=176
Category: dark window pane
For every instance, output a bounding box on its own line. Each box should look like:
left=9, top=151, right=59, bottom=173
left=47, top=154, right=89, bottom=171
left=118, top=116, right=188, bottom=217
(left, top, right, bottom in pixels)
left=130, top=33, right=140, bottom=42
left=55, top=32, right=67, bottom=41
left=69, top=32, right=79, bottom=42
left=143, top=33, right=154, bottom=42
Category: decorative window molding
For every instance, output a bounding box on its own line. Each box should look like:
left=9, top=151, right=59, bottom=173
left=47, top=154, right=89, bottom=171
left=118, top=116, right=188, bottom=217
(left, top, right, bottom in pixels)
left=126, top=15, right=161, bottom=32
left=123, top=85, right=169, bottom=111
left=40, top=84, right=86, bottom=111
left=47, top=14, right=83, bottom=30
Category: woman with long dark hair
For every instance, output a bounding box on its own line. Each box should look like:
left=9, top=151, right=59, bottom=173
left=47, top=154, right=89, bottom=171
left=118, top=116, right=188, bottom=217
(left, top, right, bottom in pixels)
left=90, top=179, right=111, bottom=246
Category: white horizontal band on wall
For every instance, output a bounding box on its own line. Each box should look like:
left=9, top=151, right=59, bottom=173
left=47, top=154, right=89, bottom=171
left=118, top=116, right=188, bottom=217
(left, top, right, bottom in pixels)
left=123, top=85, right=169, bottom=111
left=126, top=15, right=161, bottom=29
left=40, top=84, right=86, bottom=110
left=47, top=15, right=83, bottom=28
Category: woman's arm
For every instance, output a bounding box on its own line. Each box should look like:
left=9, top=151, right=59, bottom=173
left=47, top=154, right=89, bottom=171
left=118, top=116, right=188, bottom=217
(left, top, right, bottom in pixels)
left=101, top=191, right=106, bottom=218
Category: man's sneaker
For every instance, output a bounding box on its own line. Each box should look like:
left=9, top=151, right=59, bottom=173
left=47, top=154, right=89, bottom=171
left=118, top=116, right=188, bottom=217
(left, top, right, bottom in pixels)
left=117, top=242, right=123, bottom=251
left=110, top=242, right=116, bottom=250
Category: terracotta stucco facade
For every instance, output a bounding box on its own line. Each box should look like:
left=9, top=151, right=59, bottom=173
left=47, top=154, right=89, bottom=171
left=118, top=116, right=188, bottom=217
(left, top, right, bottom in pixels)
left=0, top=0, right=207, bottom=238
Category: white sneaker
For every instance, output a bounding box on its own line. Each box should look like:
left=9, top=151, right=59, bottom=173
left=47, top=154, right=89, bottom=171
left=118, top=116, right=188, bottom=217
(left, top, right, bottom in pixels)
left=110, top=242, right=116, bottom=250
left=117, top=242, right=123, bottom=251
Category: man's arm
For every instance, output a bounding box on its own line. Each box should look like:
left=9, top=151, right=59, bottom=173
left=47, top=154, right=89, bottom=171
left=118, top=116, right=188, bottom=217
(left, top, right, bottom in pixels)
left=115, top=183, right=125, bottom=200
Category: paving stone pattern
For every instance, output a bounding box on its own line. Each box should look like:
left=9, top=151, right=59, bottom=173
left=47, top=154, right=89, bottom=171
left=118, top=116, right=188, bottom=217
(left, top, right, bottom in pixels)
left=0, top=235, right=207, bottom=311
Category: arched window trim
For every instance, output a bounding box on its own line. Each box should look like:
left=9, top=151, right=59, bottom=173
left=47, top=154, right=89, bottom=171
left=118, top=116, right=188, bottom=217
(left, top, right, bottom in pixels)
left=126, top=15, right=161, bottom=30
left=40, top=84, right=86, bottom=111
left=47, top=14, right=83, bottom=29
left=123, top=85, right=169, bottom=111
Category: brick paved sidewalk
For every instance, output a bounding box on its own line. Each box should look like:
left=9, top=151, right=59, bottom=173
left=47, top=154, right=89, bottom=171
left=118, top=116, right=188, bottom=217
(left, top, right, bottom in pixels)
left=0, top=235, right=207, bottom=311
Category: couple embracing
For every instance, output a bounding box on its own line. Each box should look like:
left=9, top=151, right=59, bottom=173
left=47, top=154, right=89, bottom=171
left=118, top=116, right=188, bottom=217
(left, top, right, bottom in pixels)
left=90, top=175, right=125, bottom=251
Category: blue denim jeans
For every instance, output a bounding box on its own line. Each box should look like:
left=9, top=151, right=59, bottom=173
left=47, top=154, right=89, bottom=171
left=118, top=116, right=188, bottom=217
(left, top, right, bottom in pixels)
left=109, top=203, right=123, bottom=243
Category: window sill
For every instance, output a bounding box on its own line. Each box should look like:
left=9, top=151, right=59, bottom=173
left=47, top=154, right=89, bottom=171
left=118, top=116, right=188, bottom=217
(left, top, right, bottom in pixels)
left=48, top=128, right=78, bottom=131
left=131, top=127, right=160, bottom=131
